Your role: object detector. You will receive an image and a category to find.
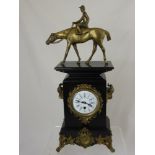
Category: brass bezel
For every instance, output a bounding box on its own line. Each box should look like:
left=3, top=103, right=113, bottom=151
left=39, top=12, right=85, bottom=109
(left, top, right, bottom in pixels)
left=67, top=84, right=103, bottom=124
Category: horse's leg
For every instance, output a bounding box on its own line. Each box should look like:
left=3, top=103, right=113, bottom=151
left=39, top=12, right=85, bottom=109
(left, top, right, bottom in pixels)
left=98, top=42, right=107, bottom=62
left=73, top=44, right=81, bottom=64
left=85, top=42, right=97, bottom=64
left=62, top=42, right=71, bottom=64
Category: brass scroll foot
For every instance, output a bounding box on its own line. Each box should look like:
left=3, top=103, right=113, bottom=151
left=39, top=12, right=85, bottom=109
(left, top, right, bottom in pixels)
left=96, top=135, right=115, bottom=153
left=56, top=135, right=74, bottom=152
left=56, top=146, right=62, bottom=152
left=56, top=135, right=67, bottom=152
left=56, top=135, right=66, bottom=152
left=105, top=140, right=115, bottom=152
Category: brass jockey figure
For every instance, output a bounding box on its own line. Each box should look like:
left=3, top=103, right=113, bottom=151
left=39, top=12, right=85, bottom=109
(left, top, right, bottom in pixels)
left=72, top=5, right=90, bottom=34
left=46, top=5, right=111, bottom=64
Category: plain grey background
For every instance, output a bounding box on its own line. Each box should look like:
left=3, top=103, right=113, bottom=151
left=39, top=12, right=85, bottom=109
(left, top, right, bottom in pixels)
left=20, top=0, right=135, bottom=155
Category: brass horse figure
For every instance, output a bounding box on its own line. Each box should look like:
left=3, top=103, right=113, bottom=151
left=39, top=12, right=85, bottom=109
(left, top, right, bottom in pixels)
left=46, top=27, right=111, bottom=64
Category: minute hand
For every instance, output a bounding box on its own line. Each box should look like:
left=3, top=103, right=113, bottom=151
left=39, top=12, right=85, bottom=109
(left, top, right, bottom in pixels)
left=81, top=101, right=92, bottom=107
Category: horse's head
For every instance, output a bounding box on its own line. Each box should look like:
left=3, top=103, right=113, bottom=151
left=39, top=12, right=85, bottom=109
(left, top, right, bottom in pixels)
left=46, top=33, right=56, bottom=45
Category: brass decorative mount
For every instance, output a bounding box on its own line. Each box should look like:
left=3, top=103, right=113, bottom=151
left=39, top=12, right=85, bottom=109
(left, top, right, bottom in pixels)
left=56, top=128, right=115, bottom=152
left=57, top=83, right=63, bottom=99
left=67, top=84, right=103, bottom=124
left=106, top=84, right=114, bottom=101
left=57, top=82, right=114, bottom=101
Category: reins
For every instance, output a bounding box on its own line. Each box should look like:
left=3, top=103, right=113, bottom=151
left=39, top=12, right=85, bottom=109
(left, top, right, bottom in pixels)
left=52, top=25, right=73, bottom=44
left=52, top=39, right=63, bottom=44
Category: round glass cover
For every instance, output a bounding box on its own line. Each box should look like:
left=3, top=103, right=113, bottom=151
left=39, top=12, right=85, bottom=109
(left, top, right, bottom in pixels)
left=73, top=90, right=98, bottom=114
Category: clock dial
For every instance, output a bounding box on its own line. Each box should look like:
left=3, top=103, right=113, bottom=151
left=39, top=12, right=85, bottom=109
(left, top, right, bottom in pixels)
left=73, top=90, right=98, bottom=114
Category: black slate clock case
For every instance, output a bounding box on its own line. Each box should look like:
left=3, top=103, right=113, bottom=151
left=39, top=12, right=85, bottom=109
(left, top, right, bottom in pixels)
left=63, top=73, right=107, bottom=128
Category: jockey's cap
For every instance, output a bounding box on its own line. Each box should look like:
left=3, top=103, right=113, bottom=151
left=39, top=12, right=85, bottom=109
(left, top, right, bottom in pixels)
left=79, top=5, right=85, bottom=10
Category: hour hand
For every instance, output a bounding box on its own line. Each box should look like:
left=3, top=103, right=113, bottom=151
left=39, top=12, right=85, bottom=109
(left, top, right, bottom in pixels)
left=81, top=101, right=87, bottom=104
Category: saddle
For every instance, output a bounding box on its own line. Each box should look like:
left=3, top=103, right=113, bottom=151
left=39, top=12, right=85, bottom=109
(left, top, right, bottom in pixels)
left=75, top=27, right=90, bottom=35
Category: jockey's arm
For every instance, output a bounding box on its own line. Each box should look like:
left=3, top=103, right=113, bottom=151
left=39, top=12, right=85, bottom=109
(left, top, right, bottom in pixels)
left=73, top=15, right=84, bottom=24
left=84, top=12, right=89, bottom=20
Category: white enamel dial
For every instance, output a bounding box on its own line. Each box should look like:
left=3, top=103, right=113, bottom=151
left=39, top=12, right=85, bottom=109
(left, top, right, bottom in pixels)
left=73, top=90, right=98, bottom=114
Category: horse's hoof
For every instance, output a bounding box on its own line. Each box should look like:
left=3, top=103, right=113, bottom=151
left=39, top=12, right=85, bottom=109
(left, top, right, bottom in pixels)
left=85, top=61, right=90, bottom=64
left=77, top=61, right=80, bottom=64
left=61, top=61, right=65, bottom=65
left=104, top=60, right=108, bottom=66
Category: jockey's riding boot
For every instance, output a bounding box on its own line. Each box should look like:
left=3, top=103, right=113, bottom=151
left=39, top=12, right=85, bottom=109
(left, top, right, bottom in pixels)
left=77, top=27, right=82, bottom=35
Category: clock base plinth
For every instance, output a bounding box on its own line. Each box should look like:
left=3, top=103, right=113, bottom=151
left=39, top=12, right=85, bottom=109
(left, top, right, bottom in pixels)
left=56, top=117, right=115, bottom=152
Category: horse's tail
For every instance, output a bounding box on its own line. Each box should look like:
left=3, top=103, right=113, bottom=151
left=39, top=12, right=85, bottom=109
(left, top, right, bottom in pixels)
left=104, top=30, right=111, bottom=41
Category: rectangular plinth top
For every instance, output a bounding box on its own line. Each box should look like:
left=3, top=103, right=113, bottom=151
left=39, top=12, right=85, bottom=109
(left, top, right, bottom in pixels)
left=55, top=61, right=114, bottom=74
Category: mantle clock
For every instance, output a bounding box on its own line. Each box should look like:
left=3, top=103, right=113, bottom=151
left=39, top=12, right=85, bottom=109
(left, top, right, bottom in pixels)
left=45, top=5, right=115, bottom=153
